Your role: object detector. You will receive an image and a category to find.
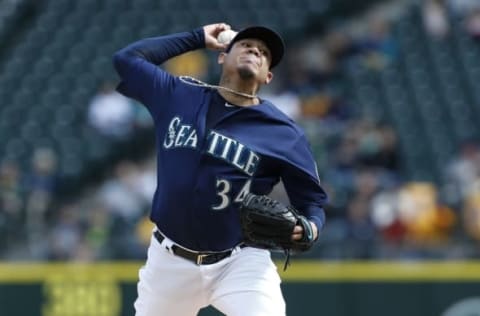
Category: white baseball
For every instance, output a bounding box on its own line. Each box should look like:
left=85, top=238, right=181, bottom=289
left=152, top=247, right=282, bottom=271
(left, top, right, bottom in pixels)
left=217, top=29, right=237, bottom=45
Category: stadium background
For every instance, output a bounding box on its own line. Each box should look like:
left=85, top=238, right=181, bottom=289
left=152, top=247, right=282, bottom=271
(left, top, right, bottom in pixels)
left=1, top=0, right=480, bottom=315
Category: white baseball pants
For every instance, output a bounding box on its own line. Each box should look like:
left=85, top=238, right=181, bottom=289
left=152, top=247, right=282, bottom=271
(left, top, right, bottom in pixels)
left=134, top=233, right=286, bottom=316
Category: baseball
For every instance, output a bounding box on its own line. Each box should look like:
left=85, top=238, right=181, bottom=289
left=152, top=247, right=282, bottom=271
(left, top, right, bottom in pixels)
left=217, top=29, right=237, bottom=45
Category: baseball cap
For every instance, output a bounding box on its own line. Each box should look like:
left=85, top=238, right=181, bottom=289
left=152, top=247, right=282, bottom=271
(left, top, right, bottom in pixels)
left=226, top=26, right=285, bottom=69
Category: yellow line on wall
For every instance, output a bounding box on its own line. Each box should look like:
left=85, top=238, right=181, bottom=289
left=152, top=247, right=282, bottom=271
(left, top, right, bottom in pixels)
left=278, top=261, right=480, bottom=282
left=2, top=261, right=480, bottom=283
left=0, top=262, right=142, bottom=283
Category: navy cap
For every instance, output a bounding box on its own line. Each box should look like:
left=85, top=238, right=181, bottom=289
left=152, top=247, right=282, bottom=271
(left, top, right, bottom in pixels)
left=226, top=26, right=285, bottom=69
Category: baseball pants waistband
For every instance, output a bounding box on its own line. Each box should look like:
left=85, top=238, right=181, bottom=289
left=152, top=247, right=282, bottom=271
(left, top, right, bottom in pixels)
left=153, top=230, right=245, bottom=265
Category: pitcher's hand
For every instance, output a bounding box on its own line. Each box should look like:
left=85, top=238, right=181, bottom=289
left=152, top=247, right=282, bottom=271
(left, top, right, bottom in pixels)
left=203, top=23, right=232, bottom=51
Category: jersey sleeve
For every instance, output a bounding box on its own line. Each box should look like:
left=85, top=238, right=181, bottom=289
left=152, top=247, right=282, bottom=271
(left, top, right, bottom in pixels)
left=280, top=134, right=328, bottom=231
left=112, top=27, right=205, bottom=113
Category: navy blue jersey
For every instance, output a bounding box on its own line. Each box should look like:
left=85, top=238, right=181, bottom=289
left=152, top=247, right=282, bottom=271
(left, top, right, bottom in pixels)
left=113, top=28, right=328, bottom=251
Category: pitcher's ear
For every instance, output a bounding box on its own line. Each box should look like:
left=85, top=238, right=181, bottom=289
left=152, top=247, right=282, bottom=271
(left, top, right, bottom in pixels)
left=218, top=52, right=226, bottom=65
left=265, top=71, right=273, bottom=84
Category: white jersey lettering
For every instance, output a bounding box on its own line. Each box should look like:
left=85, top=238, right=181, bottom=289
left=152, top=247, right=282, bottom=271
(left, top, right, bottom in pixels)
left=163, top=117, right=197, bottom=149
left=207, top=130, right=222, bottom=155
left=163, top=117, right=181, bottom=149
left=231, top=143, right=246, bottom=170
left=205, top=130, right=260, bottom=176
left=175, top=125, right=190, bottom=146
left=184, top=129, right=198, bottom=148
left=234, top=179, right=252, bottom=202
left=244, top=152, right=260, bottom=177
left=164, top=119, right=261, bottom=176
left=220, top=137, right=235, bottom=159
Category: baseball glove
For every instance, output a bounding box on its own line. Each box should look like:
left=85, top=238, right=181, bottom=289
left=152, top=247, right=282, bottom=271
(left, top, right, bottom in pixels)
left=239, top=193, right=316, bottom=269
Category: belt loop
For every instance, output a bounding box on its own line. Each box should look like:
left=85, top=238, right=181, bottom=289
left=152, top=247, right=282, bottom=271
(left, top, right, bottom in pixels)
left=164, top=240, right=175, bottom=255
left=232, top=244, right=244, bottom=255
left=156, top=230, right=175, bottom=254
left=165, top=244, right=174, bottom=255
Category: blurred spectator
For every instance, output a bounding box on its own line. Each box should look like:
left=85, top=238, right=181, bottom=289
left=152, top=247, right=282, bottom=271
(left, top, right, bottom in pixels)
left=333, top=126, right=360, bottom=170
left=324, top=29, right=359, bottom=67
left=357, top=123, right=400, bottom=172
left=87, top=81, right=136, bottom=139
left=260, top=91, right=302, bottom=121
left=136, top=215, right=155, bottom=248
left=465, top=8, right=480, bottom=40
left=356, top=120, right=385, bottom=165
left=131, top=157, right=157, bottom=203
left=98, top=161, right=147, bottom=221
left=443, top=140, right=480, bottom=205
left=376, top=125, right=400, bottom=172
left=462, top=182, right=480, bottom=241
left=0, top=160, right=23, bottom=254
left=164, top=50, right=208, bottom=80
left=448, top=0, right=480, bottom=16
left=345, top=195, right=377, bottom=258
left=47, top=205, right=82, bottom=260
left=422, top=0, right=450, bottom=39
left=23, top=147, right=58, bottom=194
left=354, top=168, right=380, bottom=200
left=301, top=93, right=335, bottom=118
left=371, top=187, right=407, bottom=245
left=357, top=15, right=398, bottom=70
left=397, top=183, right=456, bottom=247
left=282, top=43, right=329, bottom=96
left=282, top=34, right=355, bottom=121
left=82, top=203, right=112, bottom=260
left=23, top=147, right=59, bottom=256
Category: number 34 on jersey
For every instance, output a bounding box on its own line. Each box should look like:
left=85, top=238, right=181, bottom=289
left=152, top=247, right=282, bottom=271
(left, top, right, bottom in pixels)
left=213, top=178, right=252, bottom=211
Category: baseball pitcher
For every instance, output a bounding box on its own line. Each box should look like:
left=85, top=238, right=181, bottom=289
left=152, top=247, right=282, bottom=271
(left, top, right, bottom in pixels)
left=113, top=22, right=328, bottom=316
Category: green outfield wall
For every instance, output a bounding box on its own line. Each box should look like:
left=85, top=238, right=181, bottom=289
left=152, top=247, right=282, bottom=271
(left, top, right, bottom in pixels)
left=1, top=261, right=480, bottom=316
